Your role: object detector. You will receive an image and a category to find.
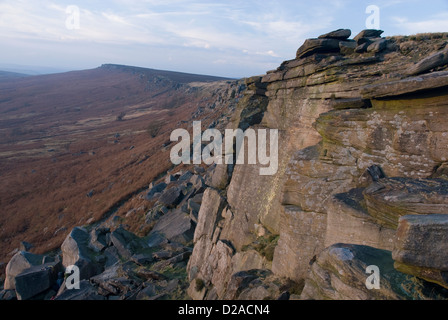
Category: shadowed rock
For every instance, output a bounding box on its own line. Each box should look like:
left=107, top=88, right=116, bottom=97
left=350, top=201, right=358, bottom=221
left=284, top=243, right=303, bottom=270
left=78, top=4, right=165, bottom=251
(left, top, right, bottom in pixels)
left=363, top=177, right=448, bottom=229
left=408, top=47, right=448, bottom=75
left=353, top=29, right=384, bottom=42
left=301, top=243, right=448, bottom=300
left=393, top=214, right=448, bottom=288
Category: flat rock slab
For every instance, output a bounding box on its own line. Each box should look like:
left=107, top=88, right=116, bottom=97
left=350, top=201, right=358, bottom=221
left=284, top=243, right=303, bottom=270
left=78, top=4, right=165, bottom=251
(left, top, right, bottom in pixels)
left=363, top=177, right=448, bottom=229
left=361, top=71, right=448, bottom=99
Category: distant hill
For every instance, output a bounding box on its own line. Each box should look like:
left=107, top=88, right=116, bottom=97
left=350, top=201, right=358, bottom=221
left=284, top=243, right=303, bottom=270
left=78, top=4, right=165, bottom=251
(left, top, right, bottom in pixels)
left=0, top=70, right=29, bottom=81
left=100, top=64, right=234, bottom=83
left=0, top=65, right=240, bottom=266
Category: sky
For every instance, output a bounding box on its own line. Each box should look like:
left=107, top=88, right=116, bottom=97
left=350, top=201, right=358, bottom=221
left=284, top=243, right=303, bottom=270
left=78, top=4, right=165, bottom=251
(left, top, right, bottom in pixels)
left=1, top=0, right=448, bottom=78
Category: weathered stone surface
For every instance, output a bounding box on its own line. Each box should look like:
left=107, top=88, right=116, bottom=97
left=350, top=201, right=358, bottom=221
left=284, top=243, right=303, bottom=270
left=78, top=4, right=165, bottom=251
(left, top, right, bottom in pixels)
left=55, top=280, right=105, bottom=300
left=61, top=227, right=102, bottom=279
left=88, top=227, right=110, bottom=253
left=145, top=182, right=167, bottom=201
left=361, top=71, right=448, bottom=99
left=272, top=206, right=327, bottom=281
left=110, top=226, right=148, bottom=259
left=149, top=209, right=195, bottom=244
left=192, top=188, right=225, bottom=243
left=325, top=188, right=395, bottom=251
left=353, top=29, right=384, bottom=42
left=4, top=251, right=44, bottom=290
left=296, top=38, right=341, bottom=59
left=301, top=244, right=448, bottom=300
left=14, top=261, right=62, bottom=300
left=318, top=29, right=351, bottom=40
left=208, top=164, right=229, bottom=190
left=393, top=214, right=448, bottom=288
left=158, top=186, right=183, bottom=208
left=339, top=40, right=357, bottom=55
left=367, top=39, right=388, bottom=53
left=363, top=178, right=448, bottom=229
left=408, top=47, right=448, bottom=75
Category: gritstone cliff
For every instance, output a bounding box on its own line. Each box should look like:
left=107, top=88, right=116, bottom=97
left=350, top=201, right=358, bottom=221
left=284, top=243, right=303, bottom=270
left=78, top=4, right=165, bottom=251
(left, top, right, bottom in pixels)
left=3, top=28, right=448, bottom=300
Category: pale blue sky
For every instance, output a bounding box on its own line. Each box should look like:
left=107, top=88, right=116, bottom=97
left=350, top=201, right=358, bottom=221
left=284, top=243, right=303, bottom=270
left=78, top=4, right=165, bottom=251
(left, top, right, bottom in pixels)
left=1, top=0, right=448, bottom=77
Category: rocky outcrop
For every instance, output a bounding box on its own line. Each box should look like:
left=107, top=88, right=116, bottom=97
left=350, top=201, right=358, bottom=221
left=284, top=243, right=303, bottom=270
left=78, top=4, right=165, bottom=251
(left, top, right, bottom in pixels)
left=185, top=29, right=448, bottom=300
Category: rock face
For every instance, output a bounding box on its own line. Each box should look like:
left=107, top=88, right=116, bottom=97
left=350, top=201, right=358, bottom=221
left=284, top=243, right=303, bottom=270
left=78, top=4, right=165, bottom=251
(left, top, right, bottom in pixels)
left=184, top=29, right=448, bottom=300
left=393, top=214, right=448, bottom=288
left=301, top=243, right=448, bottom=300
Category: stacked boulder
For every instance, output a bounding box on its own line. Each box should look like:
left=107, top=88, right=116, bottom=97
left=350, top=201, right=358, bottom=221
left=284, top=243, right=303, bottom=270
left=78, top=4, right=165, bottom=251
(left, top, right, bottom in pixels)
left=296, top=28, right=391, bottom=59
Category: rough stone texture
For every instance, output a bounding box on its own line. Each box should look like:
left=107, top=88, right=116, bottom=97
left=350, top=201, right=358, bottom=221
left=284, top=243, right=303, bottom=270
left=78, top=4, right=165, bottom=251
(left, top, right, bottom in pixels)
left=296, top=38, right=342, bottom=59
left=301, top=243, right=448, bottom=300
left=149, top=209, right=195, bottom=245
left=353, top=29, right=384, bottom=42
left=408, top=47, right=448, bottom=75
left=4, top=251, right=44, bottom=290
left=110, top=226, right=149, bottom=259
left=54, top=280, right=105, bottom=300
left=15, top=261, right=62, bottom=300
left=61, top=227, right=102, bottom=280
left=318, top=29, right=351, bottom=40
left=363, top=178, right=448, bottom=229
left=186, top=31, right=448, bottom=299
left=361, top=71, right=448, bottom=99
left=272, top=206, right=326, bottom=281
left=393, top=214, right=448, bottom=288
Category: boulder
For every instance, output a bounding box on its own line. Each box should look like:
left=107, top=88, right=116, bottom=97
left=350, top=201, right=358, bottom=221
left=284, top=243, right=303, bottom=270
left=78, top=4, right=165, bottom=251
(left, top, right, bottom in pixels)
left=408, top=47, right=448, bottom=75
left=367, top=39, right=388, bottom=53
left=14, top=261, right=62, bottom=300
left=393, top=214, right=448, bottom=288
left=88, top=227, right=110, bottom=253
left=61, top=227, right=102, bottom=280
left=296, top=38, right=341, bottom=59
left=90, top=263, right=140, bottom=297
left=148, top=209, right=195, bottom=245
left=145, top=182, right=167, bottom=201
left=318, top=29, right=351, bottom=40
left=353, top=29, right=384, bottom=42
left=4, top=251, right=44, bottom=290
left=109, top=226, right=149, bottom=259
left=208, top=164, right=229, bottom=190
left=301, top=243, right=448, bottom=300
left=158, top=186, right=183, bottom=208
left=354, top=42, right=370, bottom=53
